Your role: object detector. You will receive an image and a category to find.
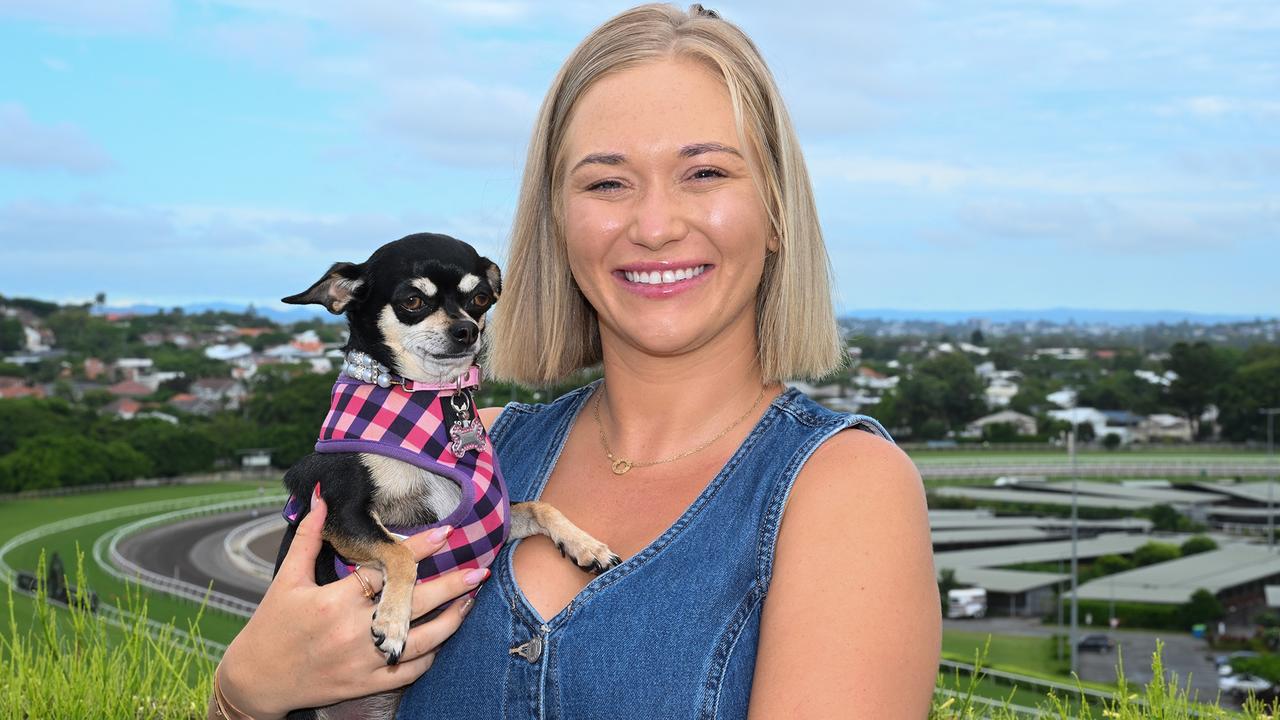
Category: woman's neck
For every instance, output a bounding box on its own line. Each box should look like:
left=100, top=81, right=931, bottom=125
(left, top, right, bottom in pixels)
left=592, top=315, right=775, bottom=462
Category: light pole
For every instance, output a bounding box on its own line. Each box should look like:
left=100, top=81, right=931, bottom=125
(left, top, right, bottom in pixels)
left=1068, top=427, right=1080, bottom=677
left=1264, top=409, right=1280, bottom=552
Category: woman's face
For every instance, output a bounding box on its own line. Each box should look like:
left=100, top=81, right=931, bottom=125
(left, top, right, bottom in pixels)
left=560, top=56, right=774, bottom=360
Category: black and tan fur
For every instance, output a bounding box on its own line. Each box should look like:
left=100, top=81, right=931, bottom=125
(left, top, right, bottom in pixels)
left=275, top=233, right=618, bottom=720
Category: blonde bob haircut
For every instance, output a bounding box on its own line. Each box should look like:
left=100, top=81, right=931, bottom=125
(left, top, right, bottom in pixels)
left=488, top=3, right=843, bottom=385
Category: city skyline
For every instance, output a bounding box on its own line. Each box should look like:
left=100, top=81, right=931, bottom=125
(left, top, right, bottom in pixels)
left=1, top=1, right=1276, bottom=314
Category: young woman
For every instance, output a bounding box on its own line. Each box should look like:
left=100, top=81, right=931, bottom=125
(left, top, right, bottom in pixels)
left=214, top=5, right=940, bottom=718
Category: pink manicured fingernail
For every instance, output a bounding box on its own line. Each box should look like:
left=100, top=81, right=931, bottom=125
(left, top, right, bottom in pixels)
left=313, top=482, right=322, bottom=501
left=459, top=597, right=475, bottom=617
left=428, top=525, right=453, bottom=544
left=463, top=568, right=489, bottom=587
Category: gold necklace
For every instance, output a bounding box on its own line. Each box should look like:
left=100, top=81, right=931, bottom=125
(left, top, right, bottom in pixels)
left=592, top=383, right=768, bottom=475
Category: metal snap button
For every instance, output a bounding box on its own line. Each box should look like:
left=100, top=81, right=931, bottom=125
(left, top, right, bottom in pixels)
left=508, top=636, right=543, bottom=663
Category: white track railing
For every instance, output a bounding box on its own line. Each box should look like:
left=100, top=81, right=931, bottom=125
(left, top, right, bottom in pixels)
left=94, top=494, right=286, bottom=618
left=0, top=490, right=274, bottom=658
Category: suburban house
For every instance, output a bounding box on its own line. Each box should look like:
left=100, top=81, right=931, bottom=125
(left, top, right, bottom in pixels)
left=191, top=378, right=247, bottom=410
left=964, top=410, right=1038, bottom=438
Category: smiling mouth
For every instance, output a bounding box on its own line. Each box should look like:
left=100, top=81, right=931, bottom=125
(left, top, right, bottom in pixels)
left=622, top=265, right=709, bottom=285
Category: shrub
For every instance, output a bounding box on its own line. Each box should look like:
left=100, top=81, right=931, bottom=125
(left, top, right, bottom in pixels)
left=1180, top=535, right=1218, bottom=556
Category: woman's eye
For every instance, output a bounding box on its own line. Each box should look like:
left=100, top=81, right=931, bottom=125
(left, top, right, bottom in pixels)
left=472, top=293, right=490, bottom=308
left=586, top=179, right=624, bottom=192
left=401, top=296, right=424, bottom=311
left=690, top=167, right=726, bottom=181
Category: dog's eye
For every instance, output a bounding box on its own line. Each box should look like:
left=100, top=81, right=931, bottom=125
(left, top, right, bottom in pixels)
left=401, top=296, right=424, bottom=311
left=471, top=293, right=490, bottom=308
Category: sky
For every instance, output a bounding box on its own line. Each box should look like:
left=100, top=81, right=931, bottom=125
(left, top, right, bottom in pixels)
left=0, top=0, right=1276, bottom=316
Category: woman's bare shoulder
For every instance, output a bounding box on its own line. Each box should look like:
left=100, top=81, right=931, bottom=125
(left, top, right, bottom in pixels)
left=749, top=426, right=938, bottom=718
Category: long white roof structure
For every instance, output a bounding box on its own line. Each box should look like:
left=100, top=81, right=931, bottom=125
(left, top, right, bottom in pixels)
left=1075, top=544, right=1280, bottom=604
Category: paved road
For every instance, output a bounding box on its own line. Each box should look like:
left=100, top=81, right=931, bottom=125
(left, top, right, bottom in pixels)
left=116, top=509, right=272, bottom=604
left=945, top=616, right=1235, bottom=708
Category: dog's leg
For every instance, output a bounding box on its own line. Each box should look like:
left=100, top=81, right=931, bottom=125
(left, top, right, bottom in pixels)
left=509, top=501, right=621, bottom=574
left=323, top=512, right=417, bottom=665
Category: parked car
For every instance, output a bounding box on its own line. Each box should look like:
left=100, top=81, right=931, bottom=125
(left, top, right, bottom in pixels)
left=1219, top=673, right=1272, bottom=696
left=1214, top=650, right=1260, bottom=676
left=1077, top=634, right=1115, bottom=653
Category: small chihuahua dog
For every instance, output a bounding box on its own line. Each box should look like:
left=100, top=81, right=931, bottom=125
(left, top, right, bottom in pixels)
left=275, top=233, right=617, bottom=720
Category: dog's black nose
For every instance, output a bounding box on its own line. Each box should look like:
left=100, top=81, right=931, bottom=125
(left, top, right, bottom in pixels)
left=449, top=321, right=479, bottom=346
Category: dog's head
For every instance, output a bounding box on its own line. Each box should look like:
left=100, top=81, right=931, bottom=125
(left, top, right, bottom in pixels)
left=283, top=233, right=501, bottom=383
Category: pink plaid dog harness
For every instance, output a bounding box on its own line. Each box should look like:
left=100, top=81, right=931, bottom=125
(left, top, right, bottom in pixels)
left=282, top=366, right=509, bottom=586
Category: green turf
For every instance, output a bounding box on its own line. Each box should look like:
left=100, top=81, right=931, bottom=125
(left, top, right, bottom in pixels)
left=943, top=629, right=1071, bottom=679
left=0, top=480, right=279, bottom=645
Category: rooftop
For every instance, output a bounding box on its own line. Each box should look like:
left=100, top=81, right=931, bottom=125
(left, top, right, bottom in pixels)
left=1076, top=544, right=1280, bottom=604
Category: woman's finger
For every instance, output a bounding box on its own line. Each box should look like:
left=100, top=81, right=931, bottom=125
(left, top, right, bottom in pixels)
left=404, top=525, right=455, bottom=562
left=410, top=567, right=489, bottom=619
left=340, top=525, right=457, bottom=597
left=400, top=596, right=472, bottom=662
left=371, top=650, right=438, bottom=694
left=277, top=484, right=326, bottom=587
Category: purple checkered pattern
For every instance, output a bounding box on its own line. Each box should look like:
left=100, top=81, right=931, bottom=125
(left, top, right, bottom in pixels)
left=283, top=376, right=509, bottom=587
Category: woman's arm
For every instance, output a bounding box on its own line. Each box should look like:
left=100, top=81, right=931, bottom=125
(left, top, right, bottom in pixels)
left=748, top=429, right=940, bottom=719
left=212, top=488, right=483, bottom=719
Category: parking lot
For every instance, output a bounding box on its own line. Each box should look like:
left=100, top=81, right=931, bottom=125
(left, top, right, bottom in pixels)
left=944, top=616, right=1234, bottom=708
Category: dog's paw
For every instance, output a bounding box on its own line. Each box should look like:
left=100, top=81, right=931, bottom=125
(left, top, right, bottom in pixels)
left=557, top=537, right=621, bottom=576
left=371, top=604, right=410, bottom=665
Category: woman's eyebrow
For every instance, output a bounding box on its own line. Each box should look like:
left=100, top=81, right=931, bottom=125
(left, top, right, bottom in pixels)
left=679, top=142, right=741, bottom=158
left=571, top=152, right=625, bottom=172
left=570, top=142, right=742, bottom=173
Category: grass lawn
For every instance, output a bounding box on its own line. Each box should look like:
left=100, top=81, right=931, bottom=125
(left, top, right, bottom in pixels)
left=0, top=480, right=280, bottom=646
left=943, top=629, right=1071, bottom=679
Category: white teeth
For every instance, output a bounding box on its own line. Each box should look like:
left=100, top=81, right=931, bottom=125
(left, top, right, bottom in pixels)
left=624, top=265, right=706, bottom=285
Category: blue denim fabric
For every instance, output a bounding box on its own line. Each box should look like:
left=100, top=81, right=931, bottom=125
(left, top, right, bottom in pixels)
left=398, top=382, right=890, bottom=720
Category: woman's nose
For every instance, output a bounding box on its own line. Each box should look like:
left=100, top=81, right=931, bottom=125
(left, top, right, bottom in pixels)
left=627, top=184, right=688, bottom=250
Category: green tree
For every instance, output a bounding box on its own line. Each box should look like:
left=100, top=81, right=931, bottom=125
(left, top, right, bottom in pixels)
left=893, top=353, right=984, bottom=438
left=0, top=435, right=151, bottom=492
left=1179, top=535, right=1218, bottom=556
left=100, top=419, right=218, bottom=477
left=1083, top=554, right=1133, bottom=582
left=0, top=317, right=25, bottom=352
left=1132, top=541, right=1180, bottom=567
left=1166, top=342, right=1233, bottom=439
left=1216, top=346, right=1280, bottom=441
left=0, top=398, right=88, bottom=455
left=244, top=371, right=335, bottom=467
left=43, top=307, right=128, bottom=359
left=1177, top=588, right=1224, bottom=628
left=937, top=568, right=960, bottom=615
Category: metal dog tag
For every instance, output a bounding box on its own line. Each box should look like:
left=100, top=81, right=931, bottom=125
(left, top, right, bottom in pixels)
left=449, top=417, right=486, bottom=457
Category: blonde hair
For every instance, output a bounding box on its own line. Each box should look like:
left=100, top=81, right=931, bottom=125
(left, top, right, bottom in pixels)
left=488, top=3, right=843, bottom=385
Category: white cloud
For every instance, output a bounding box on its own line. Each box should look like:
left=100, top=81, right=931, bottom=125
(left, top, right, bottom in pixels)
left=0, top=0, right=170, bottom=34
left=0, top=103, right=113, bottom=174
left=1156, top=96, right=1280, bottom=118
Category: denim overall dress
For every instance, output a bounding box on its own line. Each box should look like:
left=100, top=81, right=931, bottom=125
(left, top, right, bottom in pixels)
left=398, top=382, right=891, bottom=720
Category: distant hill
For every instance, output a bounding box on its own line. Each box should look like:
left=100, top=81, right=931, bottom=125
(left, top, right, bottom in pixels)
left=69, top=302, right=1272, bottom=328
left=840, top=307, right=1267, bottom=326
left=92, top=302, right=335, bottom=324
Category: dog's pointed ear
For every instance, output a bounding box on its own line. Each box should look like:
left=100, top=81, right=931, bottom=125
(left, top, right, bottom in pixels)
left=482, top=259, right=502, bottom=300
left=282, top=262, right=367, bottom=314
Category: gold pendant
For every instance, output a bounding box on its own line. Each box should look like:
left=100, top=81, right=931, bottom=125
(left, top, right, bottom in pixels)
left=611, top=458, right=632, bottom=475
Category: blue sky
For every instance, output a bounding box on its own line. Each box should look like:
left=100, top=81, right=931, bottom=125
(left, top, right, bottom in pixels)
left=0, top=1, right=1276, bottom=315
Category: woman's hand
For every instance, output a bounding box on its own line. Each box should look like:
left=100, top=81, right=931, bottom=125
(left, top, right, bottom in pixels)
left=216, top=486, right=486, bottom=719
